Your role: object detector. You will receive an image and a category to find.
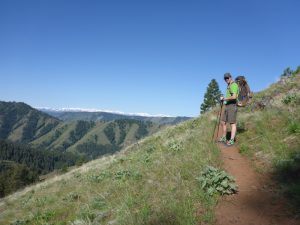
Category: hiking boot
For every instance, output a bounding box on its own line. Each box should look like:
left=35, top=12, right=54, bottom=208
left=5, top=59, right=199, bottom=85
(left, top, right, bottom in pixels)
left=226, top=139, right=235, bottom=146
left=218, top=136, right=226, bottom=143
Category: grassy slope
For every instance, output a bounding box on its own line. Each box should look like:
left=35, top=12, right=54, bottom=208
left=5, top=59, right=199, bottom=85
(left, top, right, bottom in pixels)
left=8, top=115, right=60, bottom=142
left=121, top=123, right=139, bottom=146
left=48, top=122, right=78, bottom=148
left=34, top=117, right=59, bottom=139
left=8, top=123, right=25, bottom=142
left=67, top=122, right=111, bottom=151
left=236, top=74, right=300, bottom=213
left=30, top=123, right=69, bottom=148
left=0, top=113, right=221, bottom=225
left=1, top=103, right=60, bottom=143
left=2, top=74, right=298, bottom=224
left=31, top=120, right=162, bottom=153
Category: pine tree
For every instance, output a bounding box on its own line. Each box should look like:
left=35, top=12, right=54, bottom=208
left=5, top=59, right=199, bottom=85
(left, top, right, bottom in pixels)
left=200, top=79, right=221, bottom=114
left=292, top=66, right=300, bottom=75
left=281, top=67, right=293, bottom=77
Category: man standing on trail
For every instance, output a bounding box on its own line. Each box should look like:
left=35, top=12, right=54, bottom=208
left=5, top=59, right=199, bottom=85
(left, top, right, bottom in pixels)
left=219, top=73, right=239, bottom=146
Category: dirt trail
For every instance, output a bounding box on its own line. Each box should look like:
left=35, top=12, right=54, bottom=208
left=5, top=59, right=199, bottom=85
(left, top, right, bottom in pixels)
left=214, top=126, right=299, bottom=225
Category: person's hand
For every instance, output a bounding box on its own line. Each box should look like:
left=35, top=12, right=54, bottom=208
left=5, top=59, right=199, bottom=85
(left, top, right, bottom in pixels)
left=220, top=96, right=224, bottom=101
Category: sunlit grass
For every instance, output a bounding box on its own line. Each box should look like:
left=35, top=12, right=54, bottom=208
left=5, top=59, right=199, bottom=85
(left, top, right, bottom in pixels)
left=236, top=74, right=300, bottom=214
left=0, top=114, right=221, bottom=225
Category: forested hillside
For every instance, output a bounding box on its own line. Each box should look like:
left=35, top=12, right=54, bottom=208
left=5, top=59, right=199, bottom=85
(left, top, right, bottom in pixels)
left=0, top=140, right=82, bottom=197
left=0, top=101, right=165, bottom=159
left=0, top=101, right=60, bottom=143
left=0, top=101, right=168, bottom=197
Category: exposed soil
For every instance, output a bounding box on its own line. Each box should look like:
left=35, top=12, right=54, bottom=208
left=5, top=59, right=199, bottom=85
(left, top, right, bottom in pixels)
left=214, top=126, right=299, bottom=225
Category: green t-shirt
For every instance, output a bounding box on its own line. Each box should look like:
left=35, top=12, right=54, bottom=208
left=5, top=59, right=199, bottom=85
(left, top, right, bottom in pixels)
left=225, top=82, right=239, bottom=104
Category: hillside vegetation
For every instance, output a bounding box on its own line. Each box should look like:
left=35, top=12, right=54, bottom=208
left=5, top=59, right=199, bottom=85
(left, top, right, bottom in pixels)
left=0, top=101, right=60, bottom=143
left=0, top=113, right=220, bottom=225
left=31, top=119, right=161, bottom=159
left=236, top=72, right=300, bottom=213
left=0, top=139, right=83, bottom=197
left=0, top=102, right=164, bottom=159
left=0, top=102, right=166, bottom=197
left=0, top=71, right=299, bottom=224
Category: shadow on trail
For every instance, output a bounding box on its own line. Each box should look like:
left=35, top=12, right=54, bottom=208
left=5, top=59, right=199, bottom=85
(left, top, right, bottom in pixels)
left=273, top=148, right=300, bottom=216
left=224, top=126, right=246, bottom=142
left=236, top=127, right=247, bottom=133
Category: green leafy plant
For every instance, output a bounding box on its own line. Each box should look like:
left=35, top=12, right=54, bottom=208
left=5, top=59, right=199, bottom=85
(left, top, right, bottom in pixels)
left=142, top=154, right=151, bottom=163
left=91, top=197, right=107, bottom=210
left=60, top=164, right=69, bottom=174
left=168, top=140, right=183, bottom=152
left=114, top=170, right=142, bottom=180
left=35, top=196, right=52, bottom=207
left=197, top=166, right=238, bottom=195
left=146, top=145, right=156, bottom=153
left=10, top=220, right=28, bottom=225
left=282, top=93, right=300, bottom=105
left=287, top=121, right=300, bottom=134
left=237, top=120, right=246, bottom=132
left=63, top=192, right=81, bottom=202
left=85, top=170, right=112, bottom=183
left=30, top=211, right=56, bottom=223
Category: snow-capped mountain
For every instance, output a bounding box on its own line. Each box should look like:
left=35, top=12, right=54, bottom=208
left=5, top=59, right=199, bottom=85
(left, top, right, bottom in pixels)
left=36, top=107, right=192, bottom=125
left=35, top=107, right=172, bottom=117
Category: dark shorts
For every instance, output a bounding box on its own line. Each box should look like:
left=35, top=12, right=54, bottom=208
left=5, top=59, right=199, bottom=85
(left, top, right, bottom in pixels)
left=222, top=104, right=237, bottom=124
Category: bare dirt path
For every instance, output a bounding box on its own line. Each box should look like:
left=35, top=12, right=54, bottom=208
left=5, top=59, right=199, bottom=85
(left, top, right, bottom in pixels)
left=214, top=126, right=299, bottom=225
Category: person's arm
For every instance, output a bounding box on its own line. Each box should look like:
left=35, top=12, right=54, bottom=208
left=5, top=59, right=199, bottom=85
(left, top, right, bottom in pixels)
left=220, top=93, right=237, bottom=101
left=225, top=93, right=237, bottom=101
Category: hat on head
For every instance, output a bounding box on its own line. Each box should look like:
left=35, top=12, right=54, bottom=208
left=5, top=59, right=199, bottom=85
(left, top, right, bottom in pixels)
left=224, top=73, right=232, bottom=79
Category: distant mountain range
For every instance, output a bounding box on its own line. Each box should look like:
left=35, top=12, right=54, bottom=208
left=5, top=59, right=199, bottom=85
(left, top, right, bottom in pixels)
left=36, top=107, right=172, bottom=117
left=0, top=101, right=180, bottom=156
left=0, top=101, right=191, bottom=196
left=0, top=100, right=191, bottom=167
left=37, top=107, right=192, bottom=124
left=0, top=100, right=191, bottom=196
left=0, top=101, right=191, bottom=159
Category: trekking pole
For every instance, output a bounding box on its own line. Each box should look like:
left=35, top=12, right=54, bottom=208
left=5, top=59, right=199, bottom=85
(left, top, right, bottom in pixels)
left=212, top=99, right=224, bottom=142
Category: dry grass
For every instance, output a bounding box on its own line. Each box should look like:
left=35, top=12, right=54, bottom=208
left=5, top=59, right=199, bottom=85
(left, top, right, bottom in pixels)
left=236, top=74, right=300, bottom=214
left=0, top=115, right=221, bottom=225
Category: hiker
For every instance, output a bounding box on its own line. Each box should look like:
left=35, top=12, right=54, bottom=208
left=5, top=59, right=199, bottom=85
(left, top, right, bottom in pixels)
left=219, top=73, right=239, bottom=146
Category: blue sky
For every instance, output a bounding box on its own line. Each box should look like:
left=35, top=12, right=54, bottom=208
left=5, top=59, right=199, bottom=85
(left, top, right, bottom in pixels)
left=0, top=0, right=299, bottom=117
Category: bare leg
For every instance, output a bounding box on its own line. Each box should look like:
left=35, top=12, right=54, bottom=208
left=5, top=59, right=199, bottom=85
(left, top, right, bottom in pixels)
left=230, top=123, right=237, bottom=140
left=221, top=121, right=227, bottom=137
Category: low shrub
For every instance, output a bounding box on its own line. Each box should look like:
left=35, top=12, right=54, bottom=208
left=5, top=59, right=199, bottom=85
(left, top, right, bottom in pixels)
left=197, top=166, right=238, bottom=196
left=287, top=121, right=300, bottom=134
left=114, top=170, right=142, bottom=180
left=168, top=140, right=183, bottom=152
left=86, top=170, right=112, bottom=183
left=282, top=93, right=300, bottom=105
